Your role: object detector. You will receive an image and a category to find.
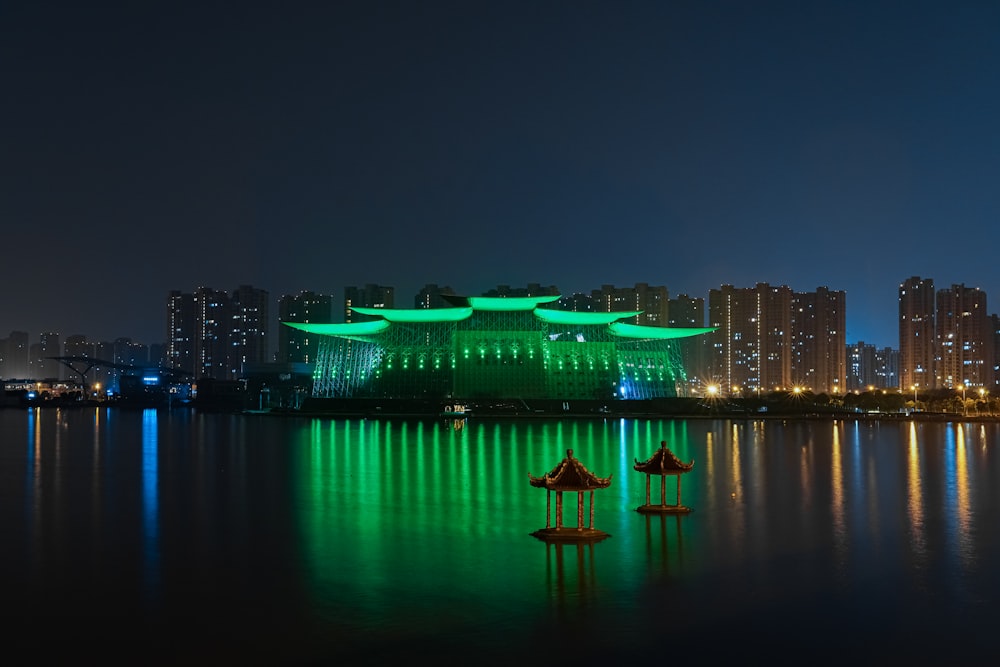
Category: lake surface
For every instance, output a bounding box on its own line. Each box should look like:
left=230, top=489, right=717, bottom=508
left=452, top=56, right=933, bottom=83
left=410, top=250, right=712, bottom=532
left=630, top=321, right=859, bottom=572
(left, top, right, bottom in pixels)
left=2, top=408, right=999, bottom=664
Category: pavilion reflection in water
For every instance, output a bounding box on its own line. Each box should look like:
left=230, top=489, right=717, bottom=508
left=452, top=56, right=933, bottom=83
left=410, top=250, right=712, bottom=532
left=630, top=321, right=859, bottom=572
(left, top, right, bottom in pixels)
left=528, top=449, right=612, bottom=543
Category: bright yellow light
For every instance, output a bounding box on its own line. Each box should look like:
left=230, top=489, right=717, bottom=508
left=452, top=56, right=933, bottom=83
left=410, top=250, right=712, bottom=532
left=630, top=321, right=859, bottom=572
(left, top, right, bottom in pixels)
left=706, top=384, right=719, bottom=396
left=793, top=386, right=802, bottom=394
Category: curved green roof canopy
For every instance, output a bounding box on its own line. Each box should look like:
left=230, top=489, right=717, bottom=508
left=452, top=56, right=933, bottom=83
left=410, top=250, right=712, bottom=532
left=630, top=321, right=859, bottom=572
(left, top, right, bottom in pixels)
left=350, top=306, right=474, bottom=323
left=466, top=295, right=561, bottom=311
left=282, top=320, right=391, bottom=336
left=609, top=323, right=717, bottom=340
left=532, top=309, right=643, bottom=326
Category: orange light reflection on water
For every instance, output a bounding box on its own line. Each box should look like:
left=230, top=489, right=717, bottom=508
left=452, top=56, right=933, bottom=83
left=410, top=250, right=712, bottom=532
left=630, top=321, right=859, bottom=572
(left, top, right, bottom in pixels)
left=907, top=422, right=926, bottom=565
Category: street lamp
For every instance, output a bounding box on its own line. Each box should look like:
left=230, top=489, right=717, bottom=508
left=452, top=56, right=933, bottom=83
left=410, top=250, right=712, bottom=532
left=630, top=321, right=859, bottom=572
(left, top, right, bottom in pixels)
left=911, top=384, right=918, bottom=411
left=961, top=383, right=967, bottom=416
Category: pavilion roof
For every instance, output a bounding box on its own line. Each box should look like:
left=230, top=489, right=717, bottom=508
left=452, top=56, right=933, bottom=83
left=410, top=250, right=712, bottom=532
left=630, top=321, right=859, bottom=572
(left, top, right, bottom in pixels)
left=633, top=441, right=694, bottom=474
left=281, top=295, right=717, bottom=341
left=529, top=449, right=612, bottom=491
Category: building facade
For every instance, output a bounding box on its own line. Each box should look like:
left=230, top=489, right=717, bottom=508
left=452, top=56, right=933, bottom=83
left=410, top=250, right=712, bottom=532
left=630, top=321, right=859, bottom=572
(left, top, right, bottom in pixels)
left=167, top=285, right=270, bottom=380
left=935, top=284, right=990, bottom=389
left=0, top=331, right=30, bottom=379
left=668, top=293, right=706, bottom=385
left=591, top=283, right=669, bottom=327
left=31, top=332, right=62, bottom=380
left=791, top=287, right=846, bottom=395
left=289, top=295, right=714, bottom=402
left=708, top=283, right=846, bottom=395
left=899, top=276, right=936, bottom=392
left=278, top=291, right=333, bottom=364
left=708, top=283, right=793, bottom=394
left=847, top=341, right=899, bottom=391
left=344, top=284, right=394, bottom=323
left=415, top=284, right=457, bottom=309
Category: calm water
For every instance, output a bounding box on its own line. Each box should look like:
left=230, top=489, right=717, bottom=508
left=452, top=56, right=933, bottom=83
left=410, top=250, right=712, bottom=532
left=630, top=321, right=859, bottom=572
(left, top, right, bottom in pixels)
left=2, top=408, right=1000, bottom=664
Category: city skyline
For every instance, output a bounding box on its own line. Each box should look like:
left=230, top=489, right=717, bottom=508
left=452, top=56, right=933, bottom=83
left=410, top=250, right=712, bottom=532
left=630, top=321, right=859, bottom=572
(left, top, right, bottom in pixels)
left=0, top=273, right=995, bottom=352
left=4, top=2, right=1000, bottom=349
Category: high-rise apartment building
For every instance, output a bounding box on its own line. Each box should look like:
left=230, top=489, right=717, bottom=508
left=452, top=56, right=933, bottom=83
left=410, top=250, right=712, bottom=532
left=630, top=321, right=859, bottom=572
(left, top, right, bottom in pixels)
left=847, top=341, right=898, bottom=391
left=167, top=290, right=196, bottom=375
left=556, top=292, right=597, bottom=313
left=791, top=287, right=846, bottom=394
left=230, top=285, right=269, bottom=375
left=415, top=284, right=457, bottom=309
left=31, top=332, right=61, bottom=380
left=708, top=283, right=793, bottom=393
left=278, top=291, right=333, bottom=363
left=847, top=341, right=877, bottom=391
left=591, top=283, right=669, bottom=327
left=709, top=284, right=844, bottom=395
left=876, top=347, right=900, bottom=390
left=167, top=285, right=270, bottom=380
left=0, top=331, right=30, bottom=378
left=992, top=314, right=1000, bottom=390
left=936, top=284, right=990, bottom=388
left=344, top=284, right=394, bottom=323
left=194, top=286, right=232, bottom=379
left=63, top=334, right=95, bottom=360
left=483, top=283, right=559, bottom=299
left=668, top=293, right=706, bottom=381
left=899, top=276, right=936, bottom=392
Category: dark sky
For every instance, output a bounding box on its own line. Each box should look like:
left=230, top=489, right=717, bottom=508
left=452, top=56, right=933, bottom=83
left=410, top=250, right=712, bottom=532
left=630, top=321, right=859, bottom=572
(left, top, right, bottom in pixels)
left=3, top=1, right=999, bottom=349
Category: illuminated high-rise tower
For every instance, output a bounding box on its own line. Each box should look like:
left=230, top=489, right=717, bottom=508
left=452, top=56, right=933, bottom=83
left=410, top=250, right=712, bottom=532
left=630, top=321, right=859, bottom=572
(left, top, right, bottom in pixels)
left=708, top=283, right=793, bottom=394
left=230, top=284, right=269, bottom=376
left=167, top=285, right=270, bottom=380
left=278, top=291, right=333, bottom=364
left=936, top=283, right=990, bottom=388
left=898, top=276, right=935, bottom=391
left=791, top=287, right=846, bottom=395
left=344, top=284, right=394, bottom=323
left=591, top=283, right=669, bottom=327
left=167, top=290, right=196, bottom=376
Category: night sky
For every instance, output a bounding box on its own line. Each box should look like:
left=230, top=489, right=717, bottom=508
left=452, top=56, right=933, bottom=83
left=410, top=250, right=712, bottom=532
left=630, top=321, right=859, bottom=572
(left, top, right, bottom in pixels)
left=3, top=1, right=999, bottom=349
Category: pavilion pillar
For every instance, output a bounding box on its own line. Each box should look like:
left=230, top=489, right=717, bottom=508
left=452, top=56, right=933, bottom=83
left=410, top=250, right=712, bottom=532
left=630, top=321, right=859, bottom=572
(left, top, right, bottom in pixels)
left=555, top=491, right=563, bottom=528
left=588, top=490, right=595, bottom=528
left=645, top=475, right=651, bottom=505
left=660, top=475, right=666, bottom=506
left=546, top=489, right=552, bottom=528
left=676, top=475, right=682, bottom=506
left=577, top=492, right=584, bottom=529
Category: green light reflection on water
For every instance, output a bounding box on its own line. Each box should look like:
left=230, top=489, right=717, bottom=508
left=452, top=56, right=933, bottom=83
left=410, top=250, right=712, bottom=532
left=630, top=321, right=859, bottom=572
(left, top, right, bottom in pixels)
left=294, top=417, right=702, bottom=647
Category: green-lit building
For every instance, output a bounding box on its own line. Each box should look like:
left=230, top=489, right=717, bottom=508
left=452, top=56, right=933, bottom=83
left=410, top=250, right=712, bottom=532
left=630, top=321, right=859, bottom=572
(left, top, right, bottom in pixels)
left=282, top=295, right=714, bottom=402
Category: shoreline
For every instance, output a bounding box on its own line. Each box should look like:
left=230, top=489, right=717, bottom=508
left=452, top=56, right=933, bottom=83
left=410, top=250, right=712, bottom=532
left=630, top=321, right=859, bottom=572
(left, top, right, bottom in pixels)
left=5, top=398, right=997, bottom=424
